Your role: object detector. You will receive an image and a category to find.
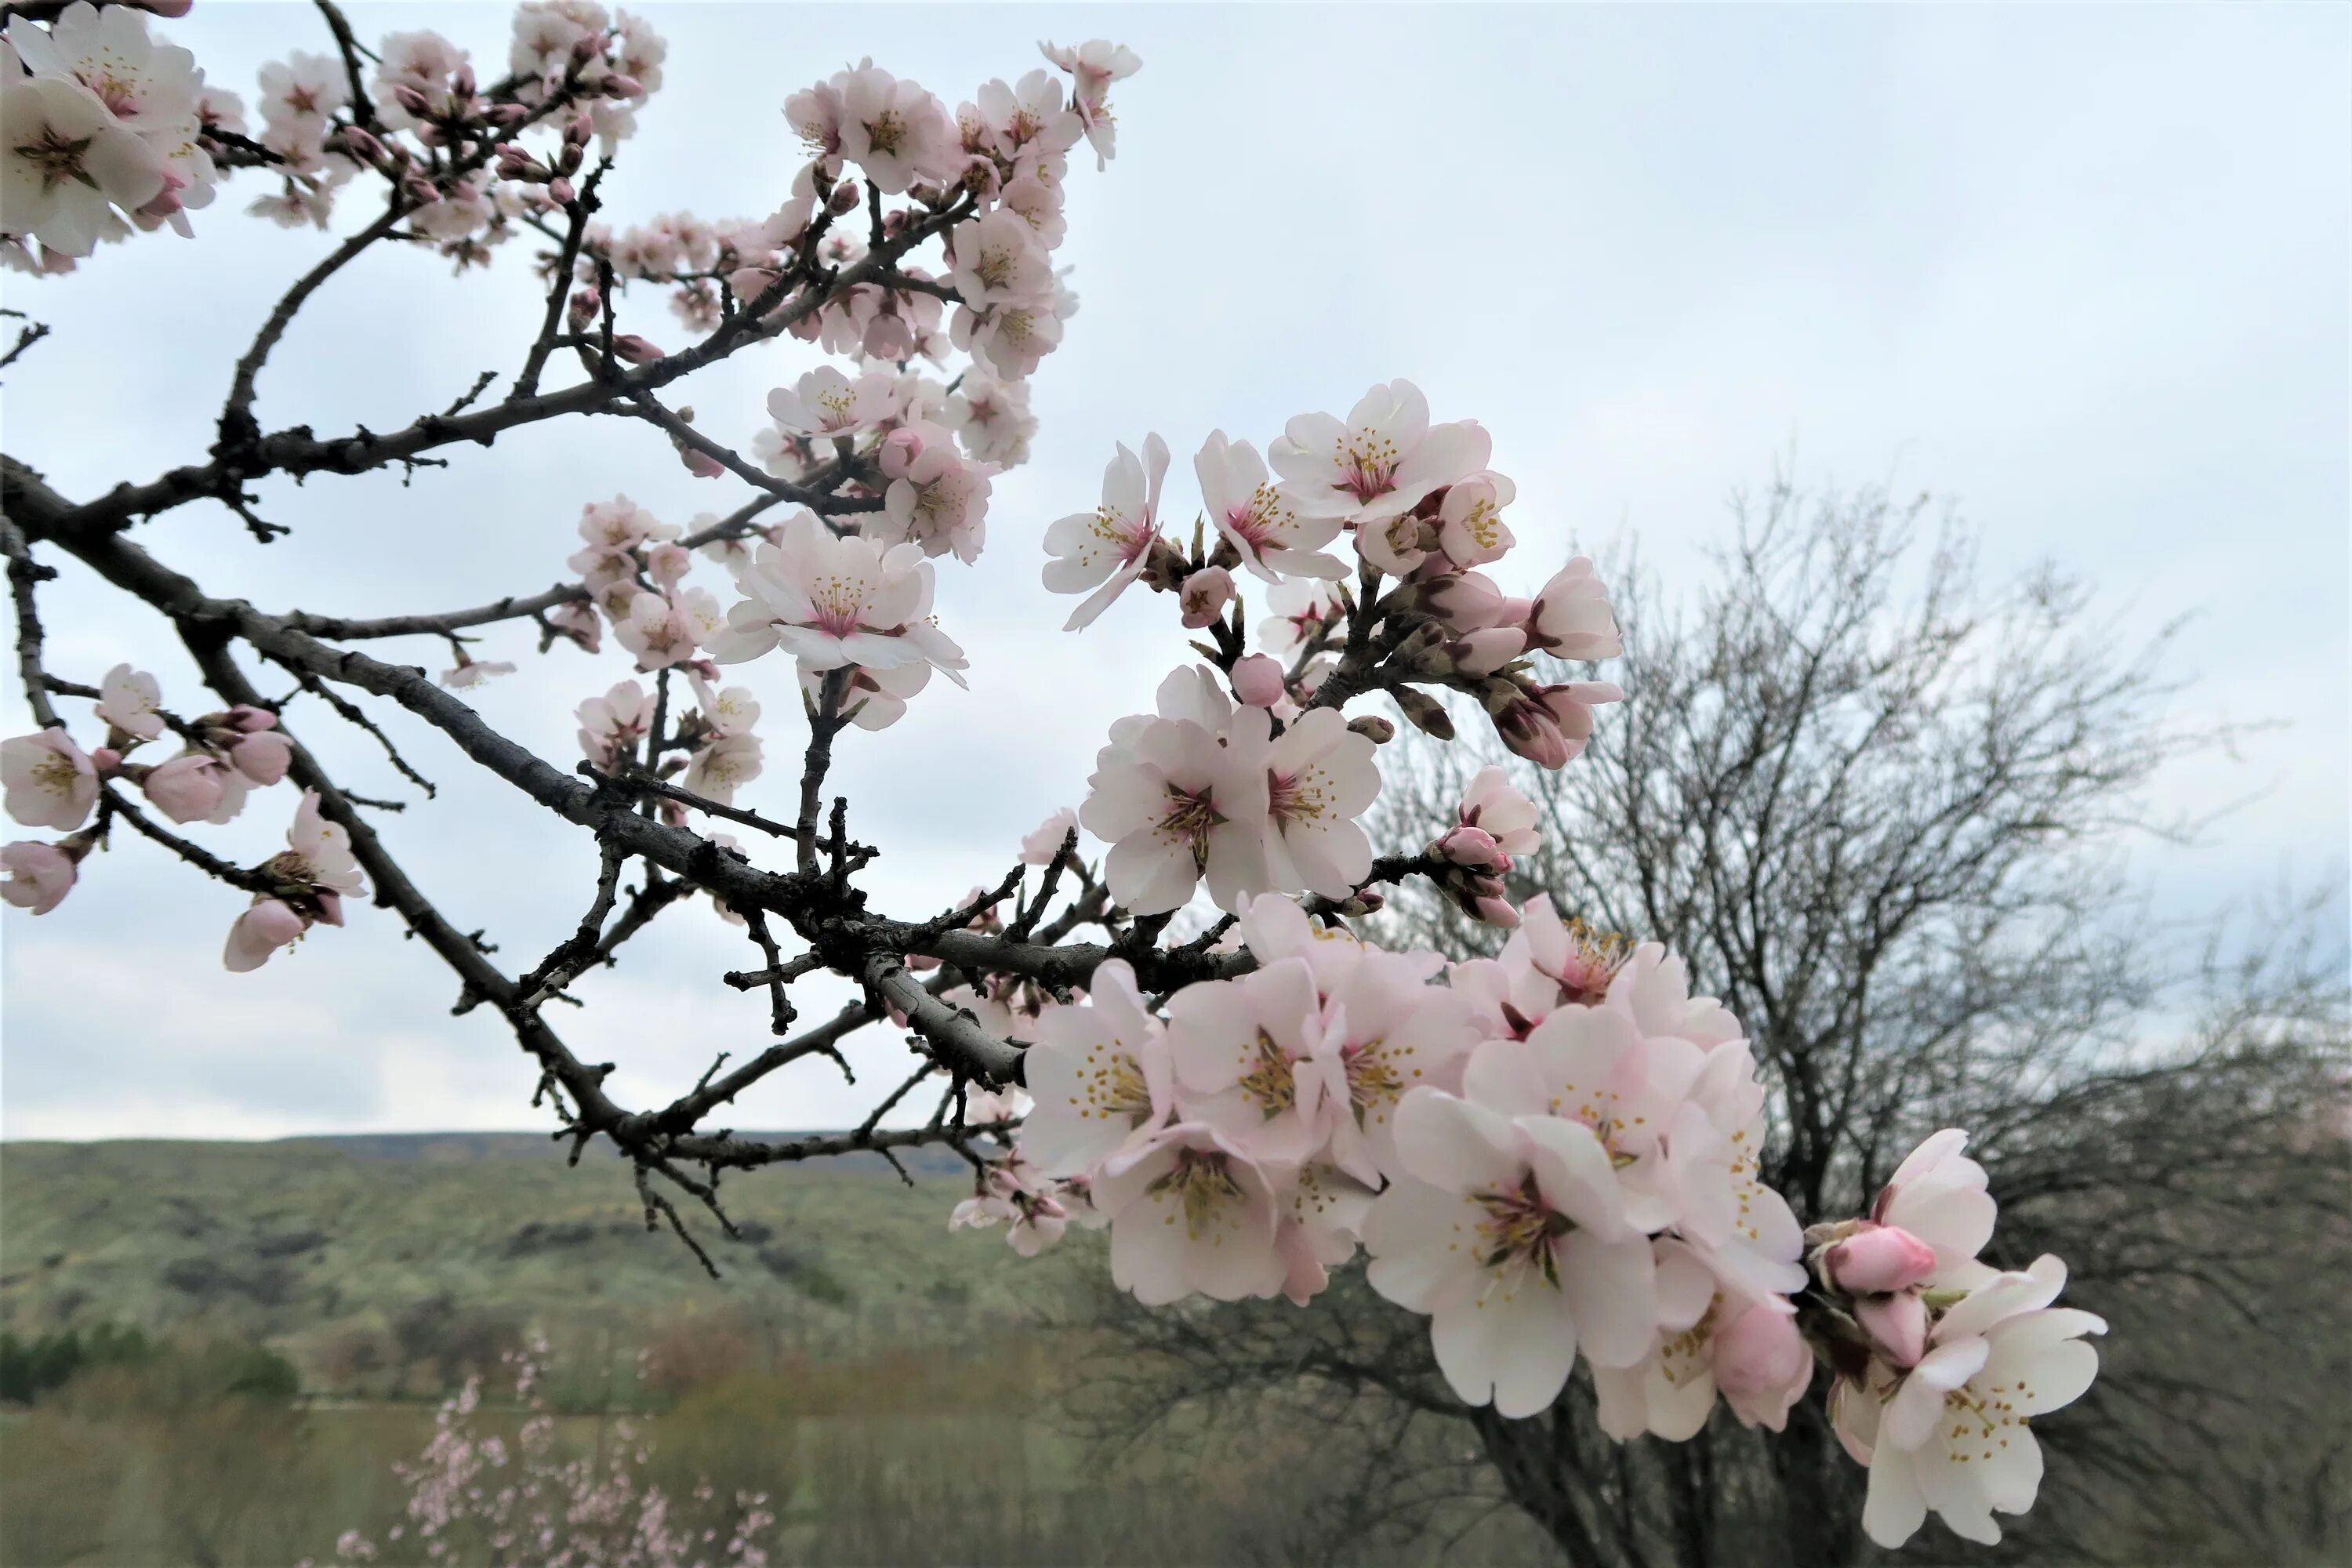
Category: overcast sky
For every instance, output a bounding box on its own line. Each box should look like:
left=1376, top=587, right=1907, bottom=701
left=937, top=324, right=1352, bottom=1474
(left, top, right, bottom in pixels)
left=3, top=2, right=2345, bottom=1141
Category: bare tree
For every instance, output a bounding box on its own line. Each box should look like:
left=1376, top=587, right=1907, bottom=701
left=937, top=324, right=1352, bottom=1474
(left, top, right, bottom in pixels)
left=1081, top=480, right=2351, bottom=1566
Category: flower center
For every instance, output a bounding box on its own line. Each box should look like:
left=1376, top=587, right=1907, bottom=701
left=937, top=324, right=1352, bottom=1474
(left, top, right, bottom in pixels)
left=1146, top=1146, right=1246, bottom=1239
left=16, top=127, right=96, bottom=194
left=1332, top=429, right=1401, bottom=504
left=1235, top=1028, right=1296, bottom=1119
left=1473, top=1174, right=1570, bottom=1283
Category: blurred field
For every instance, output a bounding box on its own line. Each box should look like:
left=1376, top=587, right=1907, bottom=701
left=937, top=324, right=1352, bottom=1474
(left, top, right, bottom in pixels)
left=0, top=1136, right=1550, bottom=1567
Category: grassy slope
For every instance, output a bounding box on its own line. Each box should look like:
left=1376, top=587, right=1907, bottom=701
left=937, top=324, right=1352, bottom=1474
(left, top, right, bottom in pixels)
left=0, top=1135, right=1083, bottom=1377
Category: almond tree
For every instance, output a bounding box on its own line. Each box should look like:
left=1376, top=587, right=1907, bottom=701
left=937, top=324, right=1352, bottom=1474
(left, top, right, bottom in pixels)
left=2, top=5, right=2121, bottom=1555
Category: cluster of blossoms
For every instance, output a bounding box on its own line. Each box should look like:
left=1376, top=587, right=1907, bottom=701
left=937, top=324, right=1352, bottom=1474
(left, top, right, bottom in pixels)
left=0, top=663, right=367, bottom=968
left=4, top=13, right=2104, bottom=1555
left=2, top=1, right=228, bottom=267
left=4, top=2, right=664, bottom=268
left=928, top=376, right=2103, bottom=1551
left=953, top=879, right=2100, bottom=1549
left=305, top=1337, right=776, bottom=1568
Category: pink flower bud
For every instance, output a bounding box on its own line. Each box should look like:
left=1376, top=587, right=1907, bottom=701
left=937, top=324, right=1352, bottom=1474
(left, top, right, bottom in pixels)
left=1229, top=655, right=1286, bottom=708
left=90, top=746, right=122, bottom=772
left=2, top=840, right=77, bottom=915
left=1494, top=699, right=1570, bottom=770
left=1714, top=1302, right=1812, bottom=1432
left=223, top=705, right=278, bottom=733
left=609, top=335, right=663, bottom=365
left=141, top=753, right=227, bottom=824
left=1453, top=626, right=1526, bottom=677
left=547, top=177, right=576, bottom=205
left=339, top=125, right=388, bottom=163
left=392, top=84, right=433, bottom=118
left=1855, top=1290, right=1929, bottom=1370
left=229, top=730, right=294, bottom=786
left=1436, top=823, right=1501, bottom=868
left=1428, top=570, right=1505, bottom=632
left=315, top=890, right=346, bottom=928
left=828, top=181, right=862, bottom=215
left=1824, top=1221, right=1939, bottom=1296
left=1178, top=566, right=1233, bottom=629
left=1473, top=894, right=1520, bottom=929
left=451, top=64, right=476, bottom=101
left=568, top=286, right=600, bottom=330
left=564, top=113, right=595, bottom=147
left=602, top=74, right=644, bottom=99
left=677, top=444, right=726, bottom=479
left=488, top=103, right=532, bottom=129
left=876, top=426, right=927, bottom=479
left=225, top=898, right=307, bottom=972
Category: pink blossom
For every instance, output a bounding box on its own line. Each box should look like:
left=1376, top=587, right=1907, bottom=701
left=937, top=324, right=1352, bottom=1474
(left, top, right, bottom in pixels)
left=949, top=293, right=1063, bottom=379
left=1846, top=1254, right=2106, bottom=1548
left=95, top=662, right=165, bottom=739
left=1457, top=764, right=1541, bottom=855
left=1014, top=957, right=1172, bottom=1176
left=1436, top=474, right=1516, bottom=568
left=1254, top=706, right=1381, bottom=902
left=140, top=750, right=229, bottom=823
left=833, top=61, right=953, bottom=194
left=1524, top=556, right=1623, bottom=661
left=2, top=729, right=98, bottom=829
left=880, top=423, right=996, bottom=564
left=1194, top=430, right=1345, bottom=583
left=1094, top=1122, right=1284, bottom=1305
left=1166, top=956, right=1330, bottom=1164
left=1269, top=380, right=1488, bottom=526
left=440, top=656, right=517, bottom=689
left=1018, top=807, right=1076, bottom=865
left=1868, top=1128, right=2000, bottom=1291
left=226, top=728, right=293, bottom=784
left=681, top=732, right=762, bottom=806
left=766, top=365, right=895, bottom=437
left=224, top=897, right=307, bottom=971
left=1364, top=1089, right=1657, bottom=1414
left=709, top=510, right=967, bottom=685
left=1079, top=666, right=1270, bottom=915
left=2, top=839, right=78, bottom=913
left=946, top=208, right=1050, bottom=306
left=576, top=680, right=650, bottom=766
left=1041, top=433, right=1170, bottom=630
left=1038, top=38, right=1141, bottom=169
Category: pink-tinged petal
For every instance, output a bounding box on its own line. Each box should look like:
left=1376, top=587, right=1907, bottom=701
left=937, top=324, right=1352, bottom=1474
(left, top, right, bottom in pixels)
left=1558, top=1229, right=1656, bottom=1368
left=1861, top=1446, right=1929, bottom=1550
left=1391, top=1088, right=1520, bottom=1194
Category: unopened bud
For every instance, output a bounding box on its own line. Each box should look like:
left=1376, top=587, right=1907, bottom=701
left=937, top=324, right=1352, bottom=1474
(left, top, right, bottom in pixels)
left=392, top=84, right=433, bottom=118
left=451, top=65, right=477, bottom=101
left=1229, top=654, right=1286, bottom=709
left=827, top=180, right=862, bottom=215
left=337, top=125, right=388, bottom=163
left=1333, top=891, right=1385, bottom=919
left=90, top=746, right=122, bottom=773
left=568, top=286, right=600, bottom=329
left=1824, top=1222, right=1939, bottom=1296
left=1473, top=894, right=1519, bottom=929
left=602, top=73, right=644, bottom=99
left=608, top=334, right=663, bottom=365
left=547, top=176, right=576, bottom=205
left=1391, top=684, right=1455, bottom=740
left=1435, top=824, right=1501, bottom=868
left=1346, top=714, right=1396, bottom=745
left=564, top=114, right=594, bottom=149
left=1178, top=565, right=1233, bottom=629
left=1855, top=1290, right=1929, bottom=1370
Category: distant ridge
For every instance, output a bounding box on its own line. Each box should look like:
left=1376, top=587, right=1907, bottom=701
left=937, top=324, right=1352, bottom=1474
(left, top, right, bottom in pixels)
left=5, top=1131, right=973, bottom=1176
